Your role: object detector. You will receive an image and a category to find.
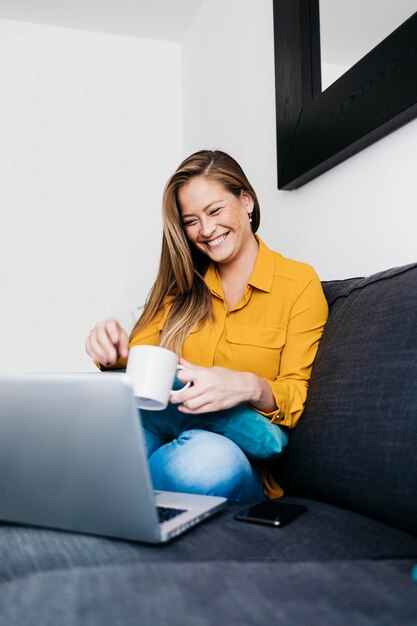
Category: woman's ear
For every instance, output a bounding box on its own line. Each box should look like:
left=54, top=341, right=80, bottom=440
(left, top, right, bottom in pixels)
left=241, top=191, right=254, bottom=213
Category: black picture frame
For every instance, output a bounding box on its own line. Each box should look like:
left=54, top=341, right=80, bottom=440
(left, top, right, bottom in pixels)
left=273, top=0, right=417, bottom=189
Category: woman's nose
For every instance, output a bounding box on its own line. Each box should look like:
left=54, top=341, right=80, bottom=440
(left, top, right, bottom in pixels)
left=200, top=218, right=216, bottom=238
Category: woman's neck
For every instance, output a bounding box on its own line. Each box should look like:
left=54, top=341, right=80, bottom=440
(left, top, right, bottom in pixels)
left=217, top=235, right=259, bottom=286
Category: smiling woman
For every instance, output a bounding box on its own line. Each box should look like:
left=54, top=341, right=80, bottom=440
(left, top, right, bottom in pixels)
left=178, top=177, right=259, bottom=309
left=86, top=150, right=329, bottom=503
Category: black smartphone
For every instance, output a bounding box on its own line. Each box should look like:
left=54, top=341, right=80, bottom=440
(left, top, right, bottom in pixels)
left=234, top=501, right=307, bottom=527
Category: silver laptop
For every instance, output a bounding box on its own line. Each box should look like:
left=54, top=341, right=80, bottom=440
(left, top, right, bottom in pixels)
left=0, top=373, right=226, bottom=543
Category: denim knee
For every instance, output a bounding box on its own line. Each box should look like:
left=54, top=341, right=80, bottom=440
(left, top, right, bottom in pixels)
left=148, top=429, right=265, bottom=503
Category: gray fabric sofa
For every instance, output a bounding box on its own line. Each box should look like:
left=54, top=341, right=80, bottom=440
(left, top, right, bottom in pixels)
left=1, top=263, right=417, bottom=625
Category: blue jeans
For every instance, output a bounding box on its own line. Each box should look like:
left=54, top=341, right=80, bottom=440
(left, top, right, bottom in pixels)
left=142, top=426, right=267, bottom=504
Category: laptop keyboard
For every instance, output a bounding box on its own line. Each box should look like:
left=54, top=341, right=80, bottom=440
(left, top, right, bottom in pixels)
left=157, top=506, right=187, bottom=524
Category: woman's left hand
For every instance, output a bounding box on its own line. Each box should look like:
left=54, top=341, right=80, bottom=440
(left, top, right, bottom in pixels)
left=170, top=358, right=256, bottom=413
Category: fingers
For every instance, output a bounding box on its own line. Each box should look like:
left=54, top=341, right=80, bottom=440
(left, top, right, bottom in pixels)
left=170, top=382, right=214, bottom=411
left=112, top=320, right=129, bottom=359
left=106, top=318, right=121, bottom=345
left=178, top=403, right=217, bottom=414
left=170, top=365, right=243, bottom=414
left=171, top=366, right=215, bottom=408
left=179, top=357, right=195, bottom=368
left=176, top=360, right=203, bottom=385
left=175, top=386, right=220, bottom=412
left=94, top=321, right=118, bottom=364
left=85, top=318, right=128, bottom=366
left=117, top=333, right=129, bottom=360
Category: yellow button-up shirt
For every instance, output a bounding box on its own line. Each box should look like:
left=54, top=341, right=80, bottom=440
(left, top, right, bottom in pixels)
left=123, top=237, right=328, bottom=498
left=101, top=237, right=328, bottom=496
left=131, top=237, right=328, bottom=423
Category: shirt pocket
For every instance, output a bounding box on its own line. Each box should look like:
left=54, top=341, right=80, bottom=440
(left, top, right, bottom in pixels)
left=226, top=326, right=286, bottom=379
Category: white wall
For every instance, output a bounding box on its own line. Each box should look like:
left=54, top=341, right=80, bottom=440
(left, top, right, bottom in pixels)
left=0, top=19, right=182, bottom=372
left=322, top=62, right=350, bottom=91
left=182, top=0, right=417, bottom=280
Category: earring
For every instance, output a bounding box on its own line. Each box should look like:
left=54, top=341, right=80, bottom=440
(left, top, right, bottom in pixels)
left=248, top=211, right=253, bottom=223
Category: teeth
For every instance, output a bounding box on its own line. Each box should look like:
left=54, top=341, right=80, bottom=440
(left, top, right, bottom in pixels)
left=207, top=233, right=228, bottom=247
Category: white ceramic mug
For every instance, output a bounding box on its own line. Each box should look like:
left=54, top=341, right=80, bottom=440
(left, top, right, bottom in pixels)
left=126, top=345, right=191, bottom=410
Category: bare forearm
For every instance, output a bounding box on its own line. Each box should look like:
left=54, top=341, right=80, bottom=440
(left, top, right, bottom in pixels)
left=173, top=362, right=279, bottom=414
left=244, top=372, right=278, bottom=414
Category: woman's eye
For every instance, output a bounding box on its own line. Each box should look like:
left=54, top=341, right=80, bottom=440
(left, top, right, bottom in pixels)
left=184, top=220, right=197, bottom=227
left=210, top=207, right=222, bottom=215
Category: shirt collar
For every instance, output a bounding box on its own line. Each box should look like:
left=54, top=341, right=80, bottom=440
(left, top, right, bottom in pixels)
left=248, top=236, right=275, bottom=292
left=204, top=262, right=223, bottom=298
left=204, top=236, right=275, bottom=296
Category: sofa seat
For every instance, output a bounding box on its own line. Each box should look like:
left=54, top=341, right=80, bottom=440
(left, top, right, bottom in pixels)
left=1, top=560, right=417, bottom=626
left=1, top=498, right=417, bottom=582
left=2, top=500, right=417, bottom=625
left=1, top=535, right=416, bottom=625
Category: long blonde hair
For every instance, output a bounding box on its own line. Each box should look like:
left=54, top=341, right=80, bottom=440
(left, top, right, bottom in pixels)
left=130, top=150, right=260, bottom=355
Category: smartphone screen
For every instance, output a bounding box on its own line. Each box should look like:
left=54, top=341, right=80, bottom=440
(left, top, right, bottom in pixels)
left=234, top=501, right=307, bottom=527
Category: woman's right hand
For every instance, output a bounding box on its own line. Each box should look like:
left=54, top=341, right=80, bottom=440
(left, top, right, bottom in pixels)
left=85, top=319, right=129, bottom=367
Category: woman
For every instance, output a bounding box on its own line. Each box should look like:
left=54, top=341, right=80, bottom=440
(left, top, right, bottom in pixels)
left=86, top=150, right=328, bottom=503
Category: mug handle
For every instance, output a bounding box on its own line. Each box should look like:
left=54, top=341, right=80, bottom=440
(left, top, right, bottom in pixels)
left=169, top=364, right=191, bottom=396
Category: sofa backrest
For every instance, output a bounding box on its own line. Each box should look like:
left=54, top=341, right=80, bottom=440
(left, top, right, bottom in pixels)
left=276, top=263, right=417, bottom=536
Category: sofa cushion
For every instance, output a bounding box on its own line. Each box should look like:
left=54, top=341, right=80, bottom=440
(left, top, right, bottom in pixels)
left=276, top=263, right=417, bottom=535
left=2, top=498, right=417, bottom=583
left=1, top=558, right=416, bottom=626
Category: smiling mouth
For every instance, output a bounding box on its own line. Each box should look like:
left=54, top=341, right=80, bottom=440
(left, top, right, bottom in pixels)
left=204, top=232, right=229, bottom=248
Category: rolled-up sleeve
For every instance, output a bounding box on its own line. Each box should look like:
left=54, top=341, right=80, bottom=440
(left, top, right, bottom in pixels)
left=258, top=268, right=328, bottom=428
